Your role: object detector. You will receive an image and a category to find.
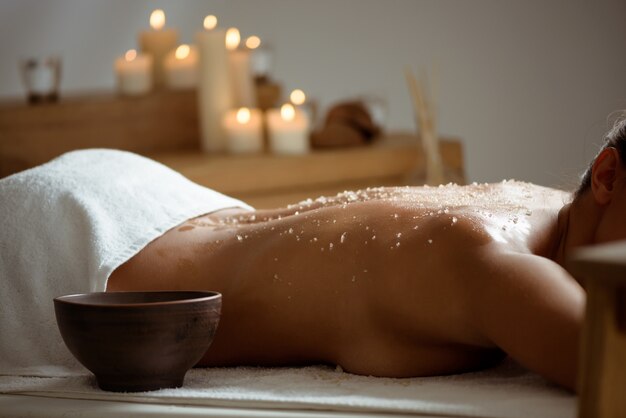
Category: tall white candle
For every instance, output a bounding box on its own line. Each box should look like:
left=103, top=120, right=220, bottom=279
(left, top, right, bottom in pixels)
left=114, top=49, right=153, bottom=96
left=226, top=28, right=256, bottom=108
left=139, top=9, right=179, bottom=88
left=223, top=107, right=263, bottom=153
left=196, top=15, right=233, bottom=152
left=163, top=44, right=198, bottom=89
left=267, top=103, right=310, bottom=155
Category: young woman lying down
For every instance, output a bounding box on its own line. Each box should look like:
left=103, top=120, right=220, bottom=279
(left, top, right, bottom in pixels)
left=4, top=118, right=626, bottom=392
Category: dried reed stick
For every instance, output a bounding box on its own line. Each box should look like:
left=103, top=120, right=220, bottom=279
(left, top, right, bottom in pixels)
left=404, top=67, right=444, bottom=186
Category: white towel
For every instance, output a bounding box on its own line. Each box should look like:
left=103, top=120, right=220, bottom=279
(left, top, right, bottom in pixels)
left=0, top=359, right=576, bottom=418
left=0, top=149, right=252, bottom=377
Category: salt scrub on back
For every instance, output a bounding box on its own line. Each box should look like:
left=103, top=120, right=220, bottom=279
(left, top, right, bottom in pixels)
left=198, top=182, right=543, bottom=315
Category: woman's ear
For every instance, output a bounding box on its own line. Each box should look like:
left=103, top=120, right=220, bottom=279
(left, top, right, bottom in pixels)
left=591, top=147, right=620, bottom=205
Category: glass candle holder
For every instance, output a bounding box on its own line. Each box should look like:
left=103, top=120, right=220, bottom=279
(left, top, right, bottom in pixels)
left=20, top=56, right=62, bottom=104
left=250, top=44, right=273, bottom=79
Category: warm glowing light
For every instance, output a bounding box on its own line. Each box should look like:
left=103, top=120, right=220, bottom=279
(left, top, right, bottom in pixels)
left=150, top=9, right=165, bottom=30
left=290, top=89, right=306, bottom=105
left=203, top=15, right=217, bottom=30
left=124, top=49, right=137, bottom=61
left=245, top=36, right=261, bottom=49
left=175, top=44, right=190, bottom=60
left=280, top=103, right=296, bottom=121
left=236, top=107, right=251, bottom=124
left=225, top=28, right=241, bottom=50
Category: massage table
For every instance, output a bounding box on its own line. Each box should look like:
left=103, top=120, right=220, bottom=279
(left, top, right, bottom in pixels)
left=2, top=240, right=625, bottom=418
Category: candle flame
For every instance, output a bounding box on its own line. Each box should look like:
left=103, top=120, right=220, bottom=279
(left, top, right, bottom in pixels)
left=245, top=36, right=261, bottom=50
left=150, top=9, right=165, bottom=30
left=225, top=28, right=241, bottom=50
left=290, top=89, right=306, bottom=105
left=236, top=107, right=251, bottom=124
left=125, top=49, right=137, bottom=61
left=281, top=103, right=296, bottom=122
left=175, top=44, right=190, bottom=60
left=203, top=15, right=217, bottom=30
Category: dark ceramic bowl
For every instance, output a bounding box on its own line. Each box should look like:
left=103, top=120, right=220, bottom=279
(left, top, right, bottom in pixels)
left=54, top=291, right=221, bottom=392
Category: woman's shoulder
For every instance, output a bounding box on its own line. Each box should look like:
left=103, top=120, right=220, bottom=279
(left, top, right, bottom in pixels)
left=478, top=180, right=571, bottom=203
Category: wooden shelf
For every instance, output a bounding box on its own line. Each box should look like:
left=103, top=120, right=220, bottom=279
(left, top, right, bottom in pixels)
left=0, top=90, right=465, bottom=208
left=149, top=137, right=464, bottom=208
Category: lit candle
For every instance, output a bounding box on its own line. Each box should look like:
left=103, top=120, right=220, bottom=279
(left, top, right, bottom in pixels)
left=196, top=14, right=233, bottom=152
left=267, top=103, right=311, bottom=155
left=223, top=107, right=263, bottom=153
left=163, top=44, right=198, bottom=89
left=139, top=9, right=179, bottom=88
left=289, top=88, right=317, bottom=127
left=290, top=89, right=306, bottom=106
left=114, top=49, right=153, bottom=96
left=226, top=28, right=256, bottom=108
left=245, top=35, right=261, bottom=50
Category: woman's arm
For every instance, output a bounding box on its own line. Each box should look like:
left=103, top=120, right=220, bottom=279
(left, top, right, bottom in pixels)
left=464, top=250, right=585, bottom=391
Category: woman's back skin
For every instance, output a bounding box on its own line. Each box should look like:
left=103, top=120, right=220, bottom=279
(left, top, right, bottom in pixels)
left=108, top=180, right=585, bottom=391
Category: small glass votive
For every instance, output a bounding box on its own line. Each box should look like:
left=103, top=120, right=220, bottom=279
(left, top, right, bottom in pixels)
left=250, top=44, right=273, bottom=79
left=20, top=56, right=62, bottom=104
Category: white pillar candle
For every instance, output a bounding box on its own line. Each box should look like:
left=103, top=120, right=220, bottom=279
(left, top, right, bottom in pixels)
left=114, top=49, right=153, bottom=96
left=139, top=9, right=179, bottom=88
left=289, top=88, right=317, bottom=127
left=223, top=107, right=263, bottom=153
left=163, top=44, right=198, bottom=89
left=226, top=28, right=256, bottom=108
left=267, top=103, right=310, bottom=155
left=196, top=15, right=233, bottom=152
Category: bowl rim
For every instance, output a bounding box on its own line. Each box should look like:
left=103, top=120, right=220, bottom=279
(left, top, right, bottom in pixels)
left=54, top=290, right=222, bottom=308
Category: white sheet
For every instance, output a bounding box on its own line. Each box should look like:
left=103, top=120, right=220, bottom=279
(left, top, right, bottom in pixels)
left=0, top=149, right=252, bottom=377
left=0, top=359, right=576, bottom=418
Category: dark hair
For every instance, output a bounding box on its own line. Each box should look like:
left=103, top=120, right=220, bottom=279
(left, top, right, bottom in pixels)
left=574, top=117, right=626, bottom=200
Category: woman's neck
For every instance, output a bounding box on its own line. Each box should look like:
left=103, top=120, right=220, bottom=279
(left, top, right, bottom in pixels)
left=549, top=192, right=600, bottom=267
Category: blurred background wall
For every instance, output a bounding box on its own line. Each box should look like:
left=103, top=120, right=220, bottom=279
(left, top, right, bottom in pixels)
left=1, top=0, right=625, bottom=187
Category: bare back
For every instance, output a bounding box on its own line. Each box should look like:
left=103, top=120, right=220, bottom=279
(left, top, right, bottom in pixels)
left=108, top=182, right=583, bottom=388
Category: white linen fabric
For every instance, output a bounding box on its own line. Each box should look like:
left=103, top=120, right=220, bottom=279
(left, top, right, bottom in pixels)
left=0, top=359, right=576, bottom=418
left=0, top=149, right=252, bottom=376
